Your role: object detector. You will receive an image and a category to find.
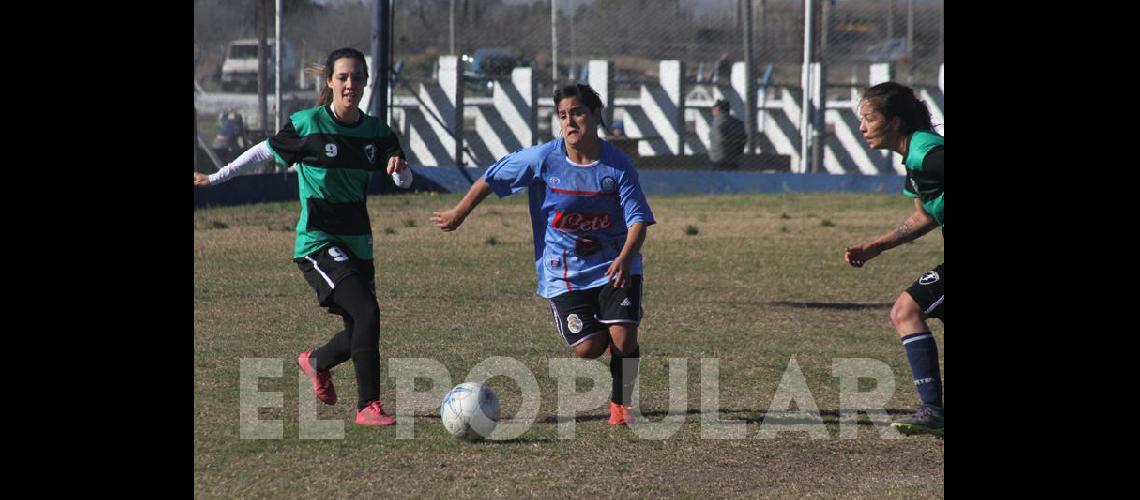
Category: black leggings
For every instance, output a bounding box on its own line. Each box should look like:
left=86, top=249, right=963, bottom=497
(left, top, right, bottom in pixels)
left=311, top=274, right=381, bottom=410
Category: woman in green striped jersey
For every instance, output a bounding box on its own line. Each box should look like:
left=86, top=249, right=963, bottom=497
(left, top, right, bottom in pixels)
left=846, top=81, right=944, bottom=436
left=195, top=48, right=412, bottom=426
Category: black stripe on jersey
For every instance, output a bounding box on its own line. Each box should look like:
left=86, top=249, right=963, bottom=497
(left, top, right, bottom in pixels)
left=306, top=198, right=371, bottom=235
left=922, top=146, right=944, bottom=181
left=268, top=121, right=305, bottom=165
left=905, top=145, right=943, bottom=201
left=269, top=120, right=405, bottom=171
left=292, top=133, right=404, bottom=171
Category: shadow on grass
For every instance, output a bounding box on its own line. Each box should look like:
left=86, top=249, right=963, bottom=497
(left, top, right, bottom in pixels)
left=482, top=437, right=558, bottom=444
left=541, top=408, right=915, bottom=426
left=768, top=302, right=893, bottom=311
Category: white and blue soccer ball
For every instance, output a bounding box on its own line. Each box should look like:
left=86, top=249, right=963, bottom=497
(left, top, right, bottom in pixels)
left=440, top=382, right=501, bottom=441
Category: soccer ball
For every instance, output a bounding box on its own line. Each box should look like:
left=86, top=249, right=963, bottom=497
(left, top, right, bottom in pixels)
left=440, top=382, right=501, bottom=441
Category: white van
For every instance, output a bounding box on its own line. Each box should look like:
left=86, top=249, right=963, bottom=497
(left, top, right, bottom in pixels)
left=220, top=38, right=296, bottom=92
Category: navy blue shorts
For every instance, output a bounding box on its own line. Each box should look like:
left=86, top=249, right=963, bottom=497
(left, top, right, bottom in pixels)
left=548, top=276, right=643, bottom=347
left=905, top=263, right=944, bottom=321
left=295, top=243, right=376, bottom=314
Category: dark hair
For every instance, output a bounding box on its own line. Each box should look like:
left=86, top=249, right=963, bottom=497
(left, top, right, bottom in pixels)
left=313, top=47, right=369, bottom=107
left=714, top=99, right=731, bottom=112
left=553, top=83, right=603, bottom=111
left=553, top=83, right=606, bottom=130
left=860, top=82, right=934, bottom=135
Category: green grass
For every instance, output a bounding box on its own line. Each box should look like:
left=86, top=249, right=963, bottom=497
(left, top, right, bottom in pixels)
left=195, top=192, right=944, bottom=497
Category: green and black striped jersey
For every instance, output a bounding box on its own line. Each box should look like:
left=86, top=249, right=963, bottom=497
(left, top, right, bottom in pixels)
left=267, top=105, right=405, bottom=260
left=902, top=130, right=944, bottom=227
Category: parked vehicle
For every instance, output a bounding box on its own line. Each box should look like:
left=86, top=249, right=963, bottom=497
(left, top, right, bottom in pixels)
left=220, top=38, right=297, bottom=92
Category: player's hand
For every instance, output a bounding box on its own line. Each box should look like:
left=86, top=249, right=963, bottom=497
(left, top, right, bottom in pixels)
left=431, top=208, right=466, bottom=232
left=386, top=156, right=408, bottom=175
left=606, top=256, right=630, bottom=288
left=844, top=243, right=881, bottom=268
left=194, top=172, right=211, bottom=188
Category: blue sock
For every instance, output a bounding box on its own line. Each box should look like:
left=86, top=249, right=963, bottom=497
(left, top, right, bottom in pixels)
left=901, top=332, right=943, bottom=409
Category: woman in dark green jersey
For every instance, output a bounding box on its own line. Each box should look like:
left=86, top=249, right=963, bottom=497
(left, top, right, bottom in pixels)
left=194, top=48, right=412, bottom=426
left=845, top=82, right=944, bottom=436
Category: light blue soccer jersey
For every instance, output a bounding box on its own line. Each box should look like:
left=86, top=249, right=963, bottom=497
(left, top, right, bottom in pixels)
left=484, top=138, right=656, bottom=298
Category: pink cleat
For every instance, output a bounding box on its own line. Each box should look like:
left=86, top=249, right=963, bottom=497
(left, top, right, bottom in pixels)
left=297, top=351, right=336, bottom=405
left=609, top=401, right=637, bottom=426
left=356, top=400, right=397, bottom=426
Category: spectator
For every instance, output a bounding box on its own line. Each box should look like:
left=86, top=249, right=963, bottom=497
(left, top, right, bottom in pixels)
left=211, top=110, right=246, bottom=163
left=708, top=99, right=746, bottom=169
left=610, top=119, right=625, bottom=138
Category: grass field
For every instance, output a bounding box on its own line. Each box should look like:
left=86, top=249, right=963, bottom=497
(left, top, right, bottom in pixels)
left=194, top=191, right=944, bottom=497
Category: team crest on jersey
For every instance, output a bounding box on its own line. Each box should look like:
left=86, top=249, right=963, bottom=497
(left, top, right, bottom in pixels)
left=325, top=144, right=339, bottom=158
left=548, top=176, right=560, bottom=185
left=328, top=247, right=349, bottom=262
left=919, top=271, right=940, bottom=285
left=601, top=176, right=617, bottom=193
left=364, top=144, right=376, bottom=164
left=566, top=314, right=583, bottom=334
left=549, top=256, right=561, bottom=268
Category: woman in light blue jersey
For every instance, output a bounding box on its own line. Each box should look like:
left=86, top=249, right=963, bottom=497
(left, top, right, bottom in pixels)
left=432, top=83, right=655, bottom=426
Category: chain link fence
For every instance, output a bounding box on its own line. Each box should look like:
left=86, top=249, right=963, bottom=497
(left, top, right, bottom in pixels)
left=195, top=0, right=943, bottom=173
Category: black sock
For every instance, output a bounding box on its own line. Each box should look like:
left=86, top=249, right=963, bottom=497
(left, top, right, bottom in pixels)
left=352, top=348, right=381, bottom=410
left=312, top=320, right=353, bottom=372
left=610, top=346, right=640, bottom=405
left=327, top=275, right=383, bottom=410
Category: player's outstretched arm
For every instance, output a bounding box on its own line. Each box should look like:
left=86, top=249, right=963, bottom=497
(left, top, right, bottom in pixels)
left=431, top=177, right=492, bottom=231
left=194, top=140, right=275, bottom=188
left=845, top=199, right=937, bottom=267
left=194, top=172, right=212, bottom=187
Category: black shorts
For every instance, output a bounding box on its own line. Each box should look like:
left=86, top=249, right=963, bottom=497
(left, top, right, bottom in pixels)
left=548, top=276, right=644, bottom=348
left=294, top=243, right=376, bottom=314
left=905, top=263, right=944, bottom=321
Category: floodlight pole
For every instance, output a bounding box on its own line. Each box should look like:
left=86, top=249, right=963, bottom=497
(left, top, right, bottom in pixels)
left=551, top=0, right=558, bottom=83
left=275, top=0, right=282, bottom=135
left=369, top=0, right=390, bottom=120
left=799, top=0, right=813, bottom=174
left=257, top=0, right=269, bottom=149
left=743, top=0, right=756, bottom=155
